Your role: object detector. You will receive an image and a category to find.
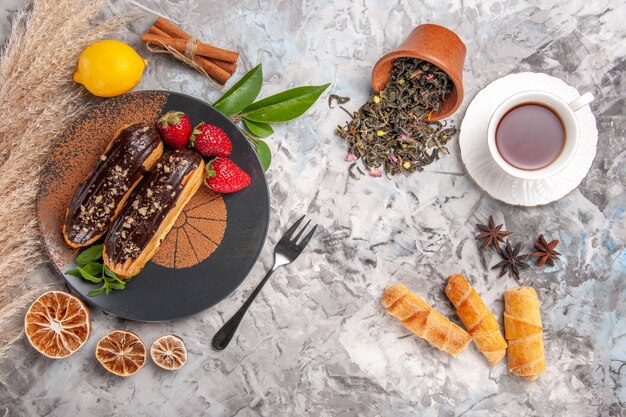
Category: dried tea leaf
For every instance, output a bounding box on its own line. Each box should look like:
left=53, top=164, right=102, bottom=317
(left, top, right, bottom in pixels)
left=337, top=58, right=456, bottom=177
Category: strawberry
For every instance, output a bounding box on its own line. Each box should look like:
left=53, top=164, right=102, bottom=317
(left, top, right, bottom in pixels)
left=205, top=158, right=250, bottom=193
left=157, top=111, right=192, bottom=149
left=190, top=123, right=232, bottom=157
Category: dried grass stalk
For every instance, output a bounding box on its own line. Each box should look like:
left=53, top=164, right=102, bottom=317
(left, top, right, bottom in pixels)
left=0, top=0, right=134, bottom=356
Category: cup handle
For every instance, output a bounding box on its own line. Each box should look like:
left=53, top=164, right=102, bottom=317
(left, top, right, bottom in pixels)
left=568, top=92, right=594, bottom=112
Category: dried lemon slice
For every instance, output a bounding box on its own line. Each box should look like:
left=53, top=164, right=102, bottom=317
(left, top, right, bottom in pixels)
left=24, top=291, right=91, bottom=359
left=150, top=335, right=187, bottom=370
left=96, top=330, right=146, bottom=376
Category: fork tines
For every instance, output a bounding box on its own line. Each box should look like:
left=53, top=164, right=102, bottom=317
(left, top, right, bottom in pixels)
left=281, top=215, right=318, bottom=248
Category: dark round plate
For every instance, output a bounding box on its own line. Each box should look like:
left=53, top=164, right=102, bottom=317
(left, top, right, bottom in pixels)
left=37, top=91, right=270, bottom=321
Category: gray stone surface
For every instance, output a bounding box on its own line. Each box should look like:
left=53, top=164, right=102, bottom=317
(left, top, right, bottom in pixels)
left=1, top=0, right=624, bottom=416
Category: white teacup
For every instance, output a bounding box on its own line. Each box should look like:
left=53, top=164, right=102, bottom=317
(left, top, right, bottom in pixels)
left=487, top=90, right=594, bottom=180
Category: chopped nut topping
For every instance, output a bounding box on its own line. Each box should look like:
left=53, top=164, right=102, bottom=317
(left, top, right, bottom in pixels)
left=138, top=207, right=148, bottom=216
left=123, top=222, right=131, bottom=229
left=163, top=165, right=171, bottom=174
left=100, top=155, right=107, bottom=161
left=80, top=205, right=86, bottom=212
left=94, top=195, right=103, bottom=204
left=115, top=165, right=122, bottom=172
left=146, top=189, right=153, bottom=197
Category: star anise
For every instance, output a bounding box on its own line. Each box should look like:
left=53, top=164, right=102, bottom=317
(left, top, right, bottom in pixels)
left=492, top=240, right=530, bottom=282
left=531, top=234, right=560, bottom=266
left=475, top=215, right=511, bottom=251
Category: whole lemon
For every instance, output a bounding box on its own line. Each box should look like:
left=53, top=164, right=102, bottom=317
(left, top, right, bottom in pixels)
left=74, top=39, right=146, bottom=97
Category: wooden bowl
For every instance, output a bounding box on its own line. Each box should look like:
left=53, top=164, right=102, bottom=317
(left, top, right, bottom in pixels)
left=371, top=24, right=466, bottom=120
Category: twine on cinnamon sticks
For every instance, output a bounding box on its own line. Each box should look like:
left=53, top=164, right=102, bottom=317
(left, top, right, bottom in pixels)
left=141, top=18, right=238, bottom=85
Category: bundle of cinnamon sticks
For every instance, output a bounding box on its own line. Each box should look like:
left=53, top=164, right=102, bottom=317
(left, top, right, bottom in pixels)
left=141, top=18, right=238, bottom=85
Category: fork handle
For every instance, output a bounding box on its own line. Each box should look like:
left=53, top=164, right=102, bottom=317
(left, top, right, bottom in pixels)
left=212, top=267, right=277, bottom=350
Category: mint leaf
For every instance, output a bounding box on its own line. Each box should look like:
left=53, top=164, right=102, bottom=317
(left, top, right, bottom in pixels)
left=71, top=244, right=129, bottom=297
left=107, top=281, right=125, bottom=290
left=75, top=244, right=103, bottom=265
left=87, top=287, right=105, bottom=297
left=65, top=268, right=83, bottom=278
left=214, top=64, right=263, bottom=116
left=82, top=262, right=103, bottom=277
left=103, top=265, right=117, bottom=279
left=241, top=84, right=330, bottom=123
left=253, top=139, right=272, bottom=171
left=243, top=118, right=274, bottom=138
left=77, top=267, right=102, bottom=283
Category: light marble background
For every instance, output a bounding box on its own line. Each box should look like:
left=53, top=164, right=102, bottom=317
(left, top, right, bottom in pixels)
left=1, top=0, right=625, bottom=416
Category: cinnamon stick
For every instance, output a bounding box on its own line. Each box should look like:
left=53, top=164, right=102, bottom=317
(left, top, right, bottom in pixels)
left=141, top=33, right=238, bottom=63
left=148, top=25, right=237, bottom=73
left=192, top=57, right=231, bottom=85
left=142, top=32, right=230, bottom=84
left=154, top=17, right=194, bottom=42
left=207, top=58, right=237, bottom=74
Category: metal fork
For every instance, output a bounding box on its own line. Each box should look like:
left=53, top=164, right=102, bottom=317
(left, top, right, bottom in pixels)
left=212, top=215, right=318, bottom=350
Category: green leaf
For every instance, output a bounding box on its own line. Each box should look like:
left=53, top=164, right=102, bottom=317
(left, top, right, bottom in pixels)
left=241, top=83, right=330, bottom=123
left=87, top=287, right=105, bottom=297
left=243, top=118, right=274, bottom=138
left=107, top=281, right=125, bottom=290
left=103, top=265, right=117, bottom=279
left=77, top=267, right=102, bottom=283
left=65, top=268, right=82, bottom=278
left=82, top=262, right=103, bottom=277
left=254, top=139, right=272, bottom=171
left=213, top=64, right=263, bottom=116
left=75, top=244, right=103, bottom=265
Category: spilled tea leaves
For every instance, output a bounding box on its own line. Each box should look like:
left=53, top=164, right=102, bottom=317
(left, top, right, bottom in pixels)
left=337, top=58, right=456, bottom=177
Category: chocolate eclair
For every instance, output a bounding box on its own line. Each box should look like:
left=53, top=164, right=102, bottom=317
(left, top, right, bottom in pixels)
left=103, top=149, right=205, bottom=278
left=63, top=124, right=164, bottom=248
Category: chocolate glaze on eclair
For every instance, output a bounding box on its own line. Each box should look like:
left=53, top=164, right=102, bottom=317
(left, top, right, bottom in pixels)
left=63, top=124, right=163, bottom=248
left=103, top=149, right=205, bottom=278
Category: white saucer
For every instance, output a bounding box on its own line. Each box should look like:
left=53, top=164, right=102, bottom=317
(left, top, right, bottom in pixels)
left=459, top=72, right=598, bottom=206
